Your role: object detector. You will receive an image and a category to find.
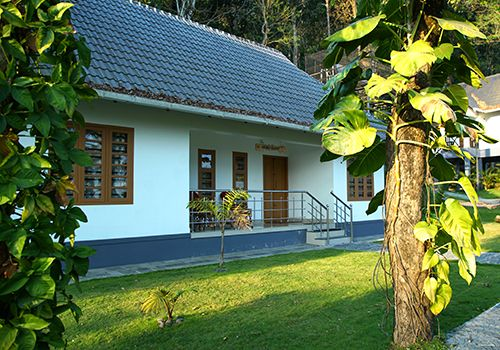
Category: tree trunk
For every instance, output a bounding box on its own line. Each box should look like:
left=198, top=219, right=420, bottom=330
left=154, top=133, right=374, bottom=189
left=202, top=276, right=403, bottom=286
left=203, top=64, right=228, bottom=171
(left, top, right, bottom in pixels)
left=292, top=19, right=299, bottom=66
left=385, top=108, right=432, bottom=346
left=325, top=0, right=331, bottom=36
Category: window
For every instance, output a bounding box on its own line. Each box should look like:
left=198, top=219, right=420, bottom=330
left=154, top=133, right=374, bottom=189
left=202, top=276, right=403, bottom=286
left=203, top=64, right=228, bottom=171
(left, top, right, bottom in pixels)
left=347, top=164, right=374, bottom=201
left=198, top=149, right=215, bottom=197
left=233, top=152, right=248, bottom=190
left=73, top=123, right=134, bottom=204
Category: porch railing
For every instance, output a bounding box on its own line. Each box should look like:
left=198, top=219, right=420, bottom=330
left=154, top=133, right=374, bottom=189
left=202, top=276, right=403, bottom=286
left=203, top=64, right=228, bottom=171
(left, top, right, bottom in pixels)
left=189, top=189, right=332, bottom=242
left=330, top=191, right=353, bottom=242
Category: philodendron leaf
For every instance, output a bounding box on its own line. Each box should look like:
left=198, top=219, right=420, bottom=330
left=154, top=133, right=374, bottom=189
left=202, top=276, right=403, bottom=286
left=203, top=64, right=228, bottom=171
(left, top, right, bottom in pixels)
left=429, top=153, right=455, bottom=181
left=445, top=85, right=468, bottom=112
left=414, top=221, right=438, bottom=243
left=458, top=259, right=472, bottom=285
left=409, top=91, right=455, bottom=123
left=324, top=15, right=386, bottom=43
left=365, top=73, right=407, bottom=98
left=422, top=248, right=440, bottom=271
left=430, top=295, right=446, bottom=315
left=423, top=276, right=438, bottom=303
left=320, top=150, right=341, bottom=163
left=439, top=198, right=473, bottom=247
left=434, top=43, right=454, bottom=60
left=433, top=16, right=486, bottom=39
left=347, top=137, right=385, bottom=177
left=438, top=283, right=452, bottom=308
left=322, top=110, right=377, bottom=156
left=436, top=260, right=450, bottom=284
left=366, top=190, right=384, bottom=215
left=390, top=40, right=437, bottom=77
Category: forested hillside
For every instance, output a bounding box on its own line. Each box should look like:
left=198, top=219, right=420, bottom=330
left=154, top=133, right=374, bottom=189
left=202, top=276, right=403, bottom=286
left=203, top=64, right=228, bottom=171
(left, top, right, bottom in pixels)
left=139, top=0, right=498, bottom=75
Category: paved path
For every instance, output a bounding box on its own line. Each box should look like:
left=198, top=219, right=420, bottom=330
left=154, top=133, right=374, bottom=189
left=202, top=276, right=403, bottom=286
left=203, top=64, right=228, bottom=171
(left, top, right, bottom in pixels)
left=446, top=303, right=500, bottom=349
left=84, top=244, right=329, bottom=281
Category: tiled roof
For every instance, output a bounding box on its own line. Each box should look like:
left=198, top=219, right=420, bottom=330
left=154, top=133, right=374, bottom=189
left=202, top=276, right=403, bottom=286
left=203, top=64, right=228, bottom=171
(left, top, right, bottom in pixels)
left=71, top=0, right=324, bottom=126
left=463, top=73, right=500, bottom=112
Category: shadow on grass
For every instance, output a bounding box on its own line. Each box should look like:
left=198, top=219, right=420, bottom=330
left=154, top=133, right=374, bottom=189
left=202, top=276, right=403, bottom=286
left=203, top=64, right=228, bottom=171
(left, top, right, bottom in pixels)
left=67, top=289, right=393, bottom=350
left=77, top=249, right=366, bottom=297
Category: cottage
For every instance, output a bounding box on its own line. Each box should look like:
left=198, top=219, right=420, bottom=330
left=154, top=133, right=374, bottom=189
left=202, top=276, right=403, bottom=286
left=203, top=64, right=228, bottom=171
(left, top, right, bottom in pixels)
left=445, top=74, right=500, bottom=174
left=71, top=0, right=384, bottom=267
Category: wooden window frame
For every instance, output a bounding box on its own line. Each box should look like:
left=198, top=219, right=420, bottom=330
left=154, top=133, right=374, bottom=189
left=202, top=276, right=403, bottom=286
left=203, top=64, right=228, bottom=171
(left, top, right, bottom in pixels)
left=74, top=123, right=134, bottom=205
left=232, top=152, right=248, bottom=190
left=198, top=149, right=216, bottom=195
left=347, top=164, right=374, bottom=202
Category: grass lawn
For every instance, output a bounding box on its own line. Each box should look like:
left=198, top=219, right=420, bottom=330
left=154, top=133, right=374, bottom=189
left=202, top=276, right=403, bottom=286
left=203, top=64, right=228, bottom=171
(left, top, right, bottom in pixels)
left=477, top=188, right=500, bottom=199
left=471, top=207, right=500, bottom=252
left=63, top=250, right=500, bottom=350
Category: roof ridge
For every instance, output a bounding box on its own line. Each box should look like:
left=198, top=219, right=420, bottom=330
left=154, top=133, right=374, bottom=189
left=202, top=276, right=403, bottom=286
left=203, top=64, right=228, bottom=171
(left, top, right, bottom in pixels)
left=128, top=0, right=288, bottom=60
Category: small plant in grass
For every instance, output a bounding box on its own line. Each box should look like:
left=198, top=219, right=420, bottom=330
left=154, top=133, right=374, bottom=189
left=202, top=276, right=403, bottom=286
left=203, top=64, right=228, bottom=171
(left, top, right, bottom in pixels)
left=188, top=190, right=251, bottom=270
left=140, top=288, right=185, bottom=328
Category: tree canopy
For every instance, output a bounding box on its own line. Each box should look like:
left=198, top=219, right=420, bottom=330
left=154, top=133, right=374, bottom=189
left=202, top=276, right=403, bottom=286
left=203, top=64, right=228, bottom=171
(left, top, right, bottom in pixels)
left=139, top=0, right=497, bottom=74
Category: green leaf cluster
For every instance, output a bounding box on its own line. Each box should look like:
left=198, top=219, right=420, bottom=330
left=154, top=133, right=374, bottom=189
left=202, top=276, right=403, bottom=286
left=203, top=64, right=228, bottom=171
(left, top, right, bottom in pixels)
left=0, top=1, right=96, bottom=348
left=314, top=0, right=495, bottom=318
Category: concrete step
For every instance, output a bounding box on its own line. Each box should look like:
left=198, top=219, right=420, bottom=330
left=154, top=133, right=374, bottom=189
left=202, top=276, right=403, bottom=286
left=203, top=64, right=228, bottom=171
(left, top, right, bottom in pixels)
left=306, top=230, right=350, bottom=246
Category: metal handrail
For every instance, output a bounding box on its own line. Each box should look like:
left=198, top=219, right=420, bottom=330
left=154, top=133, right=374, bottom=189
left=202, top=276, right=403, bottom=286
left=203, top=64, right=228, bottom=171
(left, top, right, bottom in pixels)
left=329, top=190, right=354, bottom=242
left=189, top=189, right=331, bottom=242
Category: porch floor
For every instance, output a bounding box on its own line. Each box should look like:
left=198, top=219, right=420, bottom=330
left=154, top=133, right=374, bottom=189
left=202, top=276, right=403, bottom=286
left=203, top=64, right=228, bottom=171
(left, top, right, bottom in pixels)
left=190, top=223, right=345, bottom=239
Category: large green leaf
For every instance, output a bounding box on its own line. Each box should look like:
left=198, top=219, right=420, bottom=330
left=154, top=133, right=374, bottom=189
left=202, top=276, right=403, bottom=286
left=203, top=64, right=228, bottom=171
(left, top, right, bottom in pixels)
left=409, top=91, right=455, bottom=123
left=434, top=43, right=454, bottom=61
left=15, top=329, right=36, bottom=350
left=390, top=40, right=437, bottom=77
left=320, top=150, right=341, bottom=163
left=12, top=87, right=34, bottom=111
left=423, top=276, right=438, bottom=303
left=429, top=154, right=455, bottom=181
left=47, top=2, right=74, bottom=20
left=15, top=314, right=50, bottom=331
left=439, top=198, right=473, bottom=247
left=324, top=15, right=385, bottom=43
left=347, top=137, right=385, bottom=177
left=365, top=73, right=406, bottom=98
left=445, top=85, right=468, bottom=112
left=0, top=325, right=18, bottom=350
left=36, top=27, right=54, bottom=54
left=366, top=190, right=384, bottom=215
left=414, top=221, right=438, bottom=243
left=322, top=111, right=377, bottom=156
left=0, top=183, right=17, bottom=205
left=433, top=16, right=486, bottom=39
left=422, top=248, right=439, bottom=271
left=26, top=275, right=56, bottom=299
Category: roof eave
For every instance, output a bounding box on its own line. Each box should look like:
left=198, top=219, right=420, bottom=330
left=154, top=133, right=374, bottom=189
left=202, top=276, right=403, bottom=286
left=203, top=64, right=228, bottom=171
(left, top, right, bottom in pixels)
left=96, top=90, right=316, bottom=133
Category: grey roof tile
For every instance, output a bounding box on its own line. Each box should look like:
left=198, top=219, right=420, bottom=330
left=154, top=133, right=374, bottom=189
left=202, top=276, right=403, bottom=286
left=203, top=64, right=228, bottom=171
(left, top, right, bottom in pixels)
left=72, top=0, right=324, bottom=126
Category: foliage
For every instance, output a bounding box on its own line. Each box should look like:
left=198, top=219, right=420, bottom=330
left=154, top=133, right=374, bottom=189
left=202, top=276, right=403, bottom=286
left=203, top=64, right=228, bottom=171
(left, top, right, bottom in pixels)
left=188, top=190, right=250, bottom=268
left=61, top=250, right=500, bottom=349
left=141, top=287, right=184, bottom=327
left=481, top=167, right=499, bottom=190
left=447, top=0, right=499, bottom=75
left=315, top=0, right=496, bottom=344
left=0, top=0, right=96, bottom=348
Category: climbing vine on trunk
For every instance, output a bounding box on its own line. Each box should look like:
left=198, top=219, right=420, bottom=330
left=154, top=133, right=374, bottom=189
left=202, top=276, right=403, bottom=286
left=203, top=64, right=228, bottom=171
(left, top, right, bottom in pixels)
left=0, top=1, right=96, bottom=348
left=314, top=0, right=495, bottom=346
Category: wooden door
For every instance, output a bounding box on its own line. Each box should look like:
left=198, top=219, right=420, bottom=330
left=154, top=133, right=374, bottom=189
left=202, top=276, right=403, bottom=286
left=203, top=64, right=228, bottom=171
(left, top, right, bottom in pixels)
left=263, top=156, right=288, bottom=225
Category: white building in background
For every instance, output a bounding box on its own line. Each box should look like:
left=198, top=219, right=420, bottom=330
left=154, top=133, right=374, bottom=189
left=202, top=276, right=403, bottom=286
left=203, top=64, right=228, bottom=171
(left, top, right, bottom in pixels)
left=72, top=0, right=384, bottom=268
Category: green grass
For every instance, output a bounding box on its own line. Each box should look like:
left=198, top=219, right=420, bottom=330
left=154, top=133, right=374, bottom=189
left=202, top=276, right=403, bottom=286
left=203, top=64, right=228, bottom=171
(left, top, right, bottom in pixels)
left=470, top=207, right=500, bottom=252
left=477, top=188, right=500, bottom=199
left=63, top=249, right=500, bottom=350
